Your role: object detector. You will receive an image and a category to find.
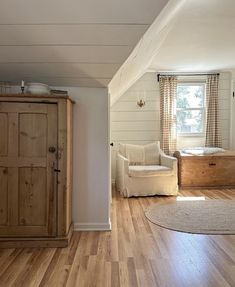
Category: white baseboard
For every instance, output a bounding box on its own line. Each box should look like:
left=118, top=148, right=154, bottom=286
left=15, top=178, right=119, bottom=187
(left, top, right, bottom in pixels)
left=74, top=218, right=112, bottom=231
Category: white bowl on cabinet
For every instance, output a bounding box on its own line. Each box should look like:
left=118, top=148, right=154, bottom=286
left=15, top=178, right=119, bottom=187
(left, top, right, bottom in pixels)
left=26, top=83, right=51, bottom=95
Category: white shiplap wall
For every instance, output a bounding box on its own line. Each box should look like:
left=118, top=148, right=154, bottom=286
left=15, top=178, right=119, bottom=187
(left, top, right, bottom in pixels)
left=218, top=72, right=232, bottom=149
left=111, top=73, right=160, bottom=181
left=111, top=72, right=232, bottom=182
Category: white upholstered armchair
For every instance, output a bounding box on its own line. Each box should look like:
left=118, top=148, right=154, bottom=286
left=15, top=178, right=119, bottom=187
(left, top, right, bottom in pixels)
left=116, top=142, right=178, bottom=197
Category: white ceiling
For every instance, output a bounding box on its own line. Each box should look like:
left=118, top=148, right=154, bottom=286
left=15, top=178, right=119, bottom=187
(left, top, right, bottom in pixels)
left=0, top=0, right=168, bottom=87
left=110, top=0, right=235, bottom=105
left=150, top=0, right=235, bottom=72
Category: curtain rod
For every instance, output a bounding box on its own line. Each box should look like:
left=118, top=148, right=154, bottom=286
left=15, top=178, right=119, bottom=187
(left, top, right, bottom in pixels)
left=157, top=72, right=220, bottom=82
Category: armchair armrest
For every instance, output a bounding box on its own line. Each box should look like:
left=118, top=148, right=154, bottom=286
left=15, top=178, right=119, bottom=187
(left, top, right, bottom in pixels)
left=160, top=153, right=177, bottom=172
left=116, top=153, right=129, bottom=194
left=117, top=153, right=129, bottom=174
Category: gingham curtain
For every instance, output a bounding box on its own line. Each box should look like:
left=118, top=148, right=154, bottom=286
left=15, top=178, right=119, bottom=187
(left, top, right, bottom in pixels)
left=205, top=74, right=222, bottom=147
left=159, top=76, right=177, bottom=155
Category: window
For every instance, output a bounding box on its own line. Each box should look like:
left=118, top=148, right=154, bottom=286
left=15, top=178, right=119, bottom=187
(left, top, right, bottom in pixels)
left=176, top=83, right=206, bottom=135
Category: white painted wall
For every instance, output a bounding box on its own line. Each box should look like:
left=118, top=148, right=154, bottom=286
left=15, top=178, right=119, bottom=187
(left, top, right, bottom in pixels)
left=231, top=79, right=235, bottom=150
left=111, top=72, right=232, bottom=182
left=63, top=87, right=111, bottom=230
left=229, top=70, right=235, bottom=150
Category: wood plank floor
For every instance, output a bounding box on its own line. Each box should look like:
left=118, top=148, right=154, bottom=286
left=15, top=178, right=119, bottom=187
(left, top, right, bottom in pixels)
left=0, top=188, right=235, bottom=287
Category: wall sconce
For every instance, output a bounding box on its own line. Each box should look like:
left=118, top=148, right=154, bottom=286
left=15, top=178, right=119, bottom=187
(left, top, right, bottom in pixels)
left=137, top=90, right=146, bottom=108
left=136, top=90, right=146, bottom=108
left=137, top=99, right=145, bottom=108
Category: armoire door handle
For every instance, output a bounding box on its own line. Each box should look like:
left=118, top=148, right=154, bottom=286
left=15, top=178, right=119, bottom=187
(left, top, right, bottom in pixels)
left=49, top=146, right=56, bottom=153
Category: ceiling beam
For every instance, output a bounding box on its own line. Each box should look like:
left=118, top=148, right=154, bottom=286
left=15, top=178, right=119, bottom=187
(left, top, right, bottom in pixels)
left=109, top=0, right=186, bottom=106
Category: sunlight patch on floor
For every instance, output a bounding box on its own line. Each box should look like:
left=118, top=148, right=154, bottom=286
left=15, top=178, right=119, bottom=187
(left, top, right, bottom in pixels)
left=176, top=196, right=206, bottom=201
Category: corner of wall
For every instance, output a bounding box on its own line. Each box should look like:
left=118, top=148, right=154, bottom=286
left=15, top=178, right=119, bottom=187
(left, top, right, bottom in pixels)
left=74, top=218, right=112, bottom=231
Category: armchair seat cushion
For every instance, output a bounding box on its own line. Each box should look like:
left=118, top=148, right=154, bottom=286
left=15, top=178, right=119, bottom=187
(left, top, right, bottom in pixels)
left=128, top=165, right=172, bottom=177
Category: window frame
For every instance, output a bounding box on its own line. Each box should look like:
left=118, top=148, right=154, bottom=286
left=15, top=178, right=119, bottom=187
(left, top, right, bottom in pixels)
left=176, top=82, right=206, bottom=137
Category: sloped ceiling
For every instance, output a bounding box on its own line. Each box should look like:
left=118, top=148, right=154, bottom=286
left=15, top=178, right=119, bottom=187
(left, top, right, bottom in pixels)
left=150, top=0, right=235, bottom=72
left=110, top=0, right=235, bottom=105
left=109, top=0, right=185, bottom=104
left=0, top=0, right=169, bottom=87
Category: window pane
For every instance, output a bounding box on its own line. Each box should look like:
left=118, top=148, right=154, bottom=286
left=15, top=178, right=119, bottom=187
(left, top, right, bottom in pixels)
left=177, top=110, right=203, bottom=133
left=177, top=85, right=204, bottom=108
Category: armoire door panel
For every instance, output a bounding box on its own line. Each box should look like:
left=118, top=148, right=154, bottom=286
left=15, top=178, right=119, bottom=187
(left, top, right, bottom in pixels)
left=19, top=167, right=47, bottom=226
left=0, top=102, right=57, bottom=237
left=19, top=113, right=47, bottom=157
left=0, top=167, right=8, bottom=225
left=0, top=102, right=48, bottom=113
left=8, top=113, right=19, bottom=156
left=0, top=157, right=46, bottom=167
left=46, top=104, right=58, bottom=236
left=8, top=168, right=19, bottom=226
left=0, top=113, right=8, bottom=156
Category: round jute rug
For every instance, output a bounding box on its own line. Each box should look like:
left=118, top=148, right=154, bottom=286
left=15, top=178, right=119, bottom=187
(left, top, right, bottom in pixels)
left=145, top=200, right=235, bottom=234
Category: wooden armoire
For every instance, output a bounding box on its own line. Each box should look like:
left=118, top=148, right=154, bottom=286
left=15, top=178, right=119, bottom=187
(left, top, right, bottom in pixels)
left=0, top=94, right=73, bottom=247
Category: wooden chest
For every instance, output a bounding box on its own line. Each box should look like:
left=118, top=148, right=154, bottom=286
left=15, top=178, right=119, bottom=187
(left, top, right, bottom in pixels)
left=174, top=150, right=235, bottom=188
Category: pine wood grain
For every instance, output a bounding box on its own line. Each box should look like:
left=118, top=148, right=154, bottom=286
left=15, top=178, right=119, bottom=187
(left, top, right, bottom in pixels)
left=0, top=102, right=57, bottom=238
left=0, top=95, right=73, bottom=247
left=0, top=94, right=75, bottom=104
left=174, top=151, right=235, bottom=188
left=0, top=113, right=8, bottom=156
left=0, top=188, right=235, bottom=287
